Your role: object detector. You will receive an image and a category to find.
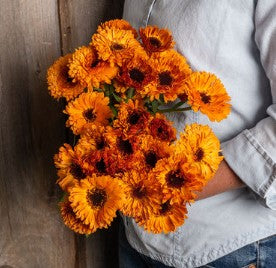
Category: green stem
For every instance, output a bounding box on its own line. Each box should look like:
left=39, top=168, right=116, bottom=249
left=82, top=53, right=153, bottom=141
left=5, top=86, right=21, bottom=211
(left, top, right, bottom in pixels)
left=157, top=106, right=192, bottom=113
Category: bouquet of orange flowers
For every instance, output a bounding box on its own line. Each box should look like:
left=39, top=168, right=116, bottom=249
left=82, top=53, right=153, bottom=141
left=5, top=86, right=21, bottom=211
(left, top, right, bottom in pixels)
left=47, top=19, right=231, bottom=235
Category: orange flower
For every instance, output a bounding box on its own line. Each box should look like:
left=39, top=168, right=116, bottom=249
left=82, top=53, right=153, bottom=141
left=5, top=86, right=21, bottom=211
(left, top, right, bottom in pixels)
left=139, top=199, right=187, bottom=234
left=120, top=170, right=162, bottom=219
left=142, top=50, right=192, bottom=102
left=64, top=92, right=112, bottom=135
left=176, top=123, right=223, bottom=180
left=60, top=199, right=93, bottom=235
left=97, top=19, right=138, bottom=38
left=113, top=100, right=151, bottom=136
left=119, top=56, right=154, bottom=91
left=154, top=153, right=203, bottom=204
left=185, top=72, right=231, bottom=122
left=54, top=144, right=88, bottom=191
left=140, top=26, right=174, bottom=53
left=91, top=28, right=146, bottom=67
left=68, top=46, right=118, bottom=90
left=47, top=54, right=85, bottom=101
left=69, top=175, right=124, bottom=232
left=149, top=113, right=176, bottom=143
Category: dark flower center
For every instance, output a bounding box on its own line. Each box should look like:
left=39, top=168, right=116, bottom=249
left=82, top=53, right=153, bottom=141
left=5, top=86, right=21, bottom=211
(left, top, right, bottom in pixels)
left=111, top=43, right=124, bottom=50
left=70, top=163, right=86, bottom=180
left=95, top=158, right=106, bottom=173
left=117, top=138, right=133, bottom=155
left=195, top=148, right=204, bottom=161
left=96, top=137, right=105, bottom=150
left=91, top=59, right=99, bottom=68
left=88, top=188, right=107, bottom=208
left=160, top=201, right=171, bottom=214
left=129, top=68, right=145, bottom=83
left=83, top=108, right=96, bottom=122
left=149, top=37, right=162, bottom=48
left=179, top=93, right=188, bottom=103
left=63, top=66, right=75, bottom=85
left=159, top=71, right=173, bottom=86
left=132, top=186, right=147, bottom=199
left=128, top=111, right=141, bottom=125
left=145, top=151, right=158, bottom=168
left=166, top=170, right=185, bottom=188
left=200, top=93, right=211, bottom=104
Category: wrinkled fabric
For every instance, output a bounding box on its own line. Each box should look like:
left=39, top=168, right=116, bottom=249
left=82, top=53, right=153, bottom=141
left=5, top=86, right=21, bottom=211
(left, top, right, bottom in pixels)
left=122, top=0, right=276, bottom=267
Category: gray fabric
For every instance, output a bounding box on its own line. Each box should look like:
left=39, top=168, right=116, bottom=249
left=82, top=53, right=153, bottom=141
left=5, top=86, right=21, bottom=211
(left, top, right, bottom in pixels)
left=122, top=0, right=276, bottom=267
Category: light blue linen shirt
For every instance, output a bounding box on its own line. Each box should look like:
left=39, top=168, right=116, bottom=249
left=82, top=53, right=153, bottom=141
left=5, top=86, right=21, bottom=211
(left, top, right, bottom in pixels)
left=122, top=1, right=276, bottom=267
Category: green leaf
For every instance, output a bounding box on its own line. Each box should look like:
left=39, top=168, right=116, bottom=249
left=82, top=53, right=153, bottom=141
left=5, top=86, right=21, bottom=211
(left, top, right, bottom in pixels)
left=110, top=105, right=118, bottom=117
left=151, top=100, right=159, bottom=113
left=158, top=94, right=165, bottom=104
left=126, top=87, right=135, bottom=99
left=112, top=92, right=122, bottom=103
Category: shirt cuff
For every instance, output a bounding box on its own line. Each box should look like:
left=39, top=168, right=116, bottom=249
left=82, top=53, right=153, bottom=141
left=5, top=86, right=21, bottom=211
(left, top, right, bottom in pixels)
left=221, top=129, right=276, bottom=209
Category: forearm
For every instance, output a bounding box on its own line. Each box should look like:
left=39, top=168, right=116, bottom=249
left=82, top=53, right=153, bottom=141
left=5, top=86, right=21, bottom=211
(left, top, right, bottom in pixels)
left=196, top=160, right=245, bottom=200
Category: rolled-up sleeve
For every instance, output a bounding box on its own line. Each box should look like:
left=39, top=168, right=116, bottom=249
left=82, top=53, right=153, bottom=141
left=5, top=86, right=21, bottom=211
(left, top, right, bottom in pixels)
left=221, top=0, right=276, bottom=209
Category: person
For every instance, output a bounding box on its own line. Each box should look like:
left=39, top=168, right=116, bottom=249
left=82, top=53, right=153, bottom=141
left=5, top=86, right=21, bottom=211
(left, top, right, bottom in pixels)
left=119, top=0, right=276, bottom=267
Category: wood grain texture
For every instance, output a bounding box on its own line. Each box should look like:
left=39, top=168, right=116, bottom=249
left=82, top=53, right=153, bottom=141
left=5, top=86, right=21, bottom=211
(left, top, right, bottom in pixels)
left=0, top=0, right=75, bottom=267
left=57, top=1, right=124, bottom=267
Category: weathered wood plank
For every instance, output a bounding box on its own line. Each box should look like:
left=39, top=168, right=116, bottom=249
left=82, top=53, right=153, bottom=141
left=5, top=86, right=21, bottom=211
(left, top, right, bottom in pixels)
left=57, top=1, right=125, bottom=267
left=0, top=0, right=75, bottom=267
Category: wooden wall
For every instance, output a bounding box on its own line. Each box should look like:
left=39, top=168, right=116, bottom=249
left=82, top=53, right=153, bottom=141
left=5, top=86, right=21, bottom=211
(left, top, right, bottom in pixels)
left=0, top=0, right=124, bottom=267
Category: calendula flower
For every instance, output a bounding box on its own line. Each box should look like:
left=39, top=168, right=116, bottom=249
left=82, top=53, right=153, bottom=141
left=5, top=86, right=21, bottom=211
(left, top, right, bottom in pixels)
left=140, top=26, right=174, bottom=53
left=54, top=144, right=88, bottom=191
left=119, top=56, right=154, bottom=91
left=142, top=50, right=192, bottom=102
left=97, top=19, right=138, bottom=38
left=149, top=113, right=176, bottom=143
left=64, top=92, right=112, bottom=135
left=185, top=72, right=231, bottom=122
left=154, top=154, right=203, bottom=204
left=47, top=54, right=85, bottom=101
left=60, top=199, right=93, bottom=235
left=91, top=28, right=146, bottom=67
left=68, top=46, right=118, bottom=90
left=113, top=100, right=151, bottom=136
left=120, top=170, right=162, bottom=219
left=69, top=175, right=123, bottom=231
left=139, top=200, right=187, bottom=234
left=177, top=123, right=223, bottom=179
left=138, top=135, right=173, bottom=171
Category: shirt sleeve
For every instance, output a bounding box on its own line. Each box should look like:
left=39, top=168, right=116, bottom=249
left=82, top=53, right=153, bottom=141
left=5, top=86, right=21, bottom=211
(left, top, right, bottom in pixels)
left=220, top=0, right=276, bottom=209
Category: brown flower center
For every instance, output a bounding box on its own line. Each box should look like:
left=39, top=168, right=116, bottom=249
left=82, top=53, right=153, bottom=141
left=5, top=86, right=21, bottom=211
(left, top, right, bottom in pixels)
left=63, top=66, right=75, bottom=85
left=128, top=111, right=141, bottom=125
left=95, top=158, right=106, bottom=173
left=149, top=37, right=162, bottom=48
left=96, top=137, right=105, bottom=150
left=145, top=151, right=158, bottom=168
left=159, top=71, right=173, bottom=86
left=91, top=59, right=99, bottom=68
left=117, top=138, right=133, bottom=155
left=195, top=148, right=204, bottom=161
left=70, top=163, right=86, bottom=180
left=200, top=93, right=211, bottom=104
left=88, top=188, right=107, bottom=208
left=129, top=68, right=145, bottom=83
left=132, top=186, right=147, bottom=199
left=166, top=170, right=185, bottom=188
left=160, top=201, right=171, bottom=215
left=179, top=93, right=188, bottom=103
left=83, top=108, right=96, bottom=122
left=111, top=43, right=124, bottom=50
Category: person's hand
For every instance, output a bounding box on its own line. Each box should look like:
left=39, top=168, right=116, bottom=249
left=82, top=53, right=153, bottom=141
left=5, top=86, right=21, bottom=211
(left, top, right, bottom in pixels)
left=196, top=160, right=245, bottom=200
